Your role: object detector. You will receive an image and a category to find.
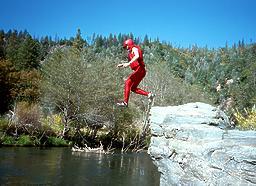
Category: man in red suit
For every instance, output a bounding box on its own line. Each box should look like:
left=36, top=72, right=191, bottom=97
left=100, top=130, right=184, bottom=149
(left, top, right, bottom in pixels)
left=117, top=39, right=154, bottom=107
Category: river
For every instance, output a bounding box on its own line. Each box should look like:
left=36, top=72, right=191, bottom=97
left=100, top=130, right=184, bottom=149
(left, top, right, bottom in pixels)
left=0, top=147, right=160, bottom=186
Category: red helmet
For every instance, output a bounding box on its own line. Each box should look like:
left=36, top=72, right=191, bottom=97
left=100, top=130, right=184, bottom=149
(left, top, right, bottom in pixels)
left=123, top=39, right=134, bottom=49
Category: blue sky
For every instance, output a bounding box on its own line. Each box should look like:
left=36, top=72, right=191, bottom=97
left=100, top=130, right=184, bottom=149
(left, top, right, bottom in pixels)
left=1, top=0, right=256, bottom=48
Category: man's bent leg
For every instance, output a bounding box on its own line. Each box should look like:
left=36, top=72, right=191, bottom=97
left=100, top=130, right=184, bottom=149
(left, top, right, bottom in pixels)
left=131, top=88, right=149, bottom=96
left=130, top=68, right=148, bottom=96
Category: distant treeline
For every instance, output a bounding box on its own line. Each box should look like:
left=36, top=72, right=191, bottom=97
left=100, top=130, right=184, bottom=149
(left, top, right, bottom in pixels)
left=1, top=29, right=255, bottom=114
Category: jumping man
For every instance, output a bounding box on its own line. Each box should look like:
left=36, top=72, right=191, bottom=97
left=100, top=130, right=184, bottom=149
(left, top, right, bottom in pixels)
left=117, top=39, right=154, bottom=107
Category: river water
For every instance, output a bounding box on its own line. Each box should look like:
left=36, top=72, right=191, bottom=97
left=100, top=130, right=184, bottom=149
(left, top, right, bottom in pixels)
left=0, top=147, right=160, bottom=186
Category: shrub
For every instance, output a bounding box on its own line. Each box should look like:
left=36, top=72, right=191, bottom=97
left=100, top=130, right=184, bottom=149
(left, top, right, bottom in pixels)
left=0, top=118, right=9, bottom=136
left=2, top=136, right=16, bottom=145
left=15, top=102, right=41, bottom=128
left=0, top=117, right=9, bottom=129
left=47, top=136, right=69, bottom=146
left=16, top=135, right=34, bottom=146
left=41, top=114, right=64, bottom=136
left=233, top=106, right=256, bottom=130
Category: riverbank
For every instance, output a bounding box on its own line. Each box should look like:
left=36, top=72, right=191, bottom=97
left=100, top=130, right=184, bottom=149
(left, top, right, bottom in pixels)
left=0, top=116, right=150, bottom=151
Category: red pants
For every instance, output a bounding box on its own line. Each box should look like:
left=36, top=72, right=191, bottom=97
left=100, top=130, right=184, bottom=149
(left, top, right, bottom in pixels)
left=124, top=66, right=149, bottom=103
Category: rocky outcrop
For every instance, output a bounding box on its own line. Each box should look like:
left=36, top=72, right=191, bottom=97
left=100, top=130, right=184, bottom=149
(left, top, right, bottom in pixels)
left=148, top=102, right=256, bottom=186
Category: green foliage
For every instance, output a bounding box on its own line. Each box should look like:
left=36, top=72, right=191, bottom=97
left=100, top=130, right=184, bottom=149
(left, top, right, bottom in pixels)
left=17, top=35, right=41, bottom=70
left=2, top=136, right=15, bottom=145
left=72, top=28, right=87, bottom=51
left=5, top=30, right=20, bottom=64
left=41, top=46, right=125, bottom=136
left=5, top=30, right=41, bottom=71
left=41, top=114, right=64, bottom=136
left=0, top=117, right=9, bottom=129
left=0, top=30, right=5, bottom=58
left=112, top=106, right=140, bottom=134
left=16, top=135, right=34, bottom=146
left=145, top=60, right=212, bottom=106
left=47, top=136, right=69, bottom=146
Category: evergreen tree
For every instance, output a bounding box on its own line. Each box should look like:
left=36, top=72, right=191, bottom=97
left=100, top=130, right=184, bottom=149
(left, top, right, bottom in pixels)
left=6, top=30, right=20, bottom=66
left=0, top=30, right=5, bottom=59
left=72, top=28, right=86, bottom=51
left=107, top=33, right=114, bottom=47
left=17, top=35, right=41, bottom=70
left=143, top=35, right=150, bottom=46
left=94, top=35, right=104, bottom=48
left=117, top=33, right=123, bottom=43
left=40, top=36, right=51, bottom=60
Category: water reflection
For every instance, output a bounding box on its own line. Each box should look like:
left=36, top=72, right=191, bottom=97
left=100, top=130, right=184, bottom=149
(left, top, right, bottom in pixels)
left=70, top=150, right=160, bottom=186
left=0, top=147, right=160, bottom=186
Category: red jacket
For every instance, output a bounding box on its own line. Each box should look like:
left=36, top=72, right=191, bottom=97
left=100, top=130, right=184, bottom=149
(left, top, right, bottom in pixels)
left=128, top=45, right=145, bottom=70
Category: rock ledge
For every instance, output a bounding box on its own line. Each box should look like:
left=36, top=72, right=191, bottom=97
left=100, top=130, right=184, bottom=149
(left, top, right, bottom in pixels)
left=148, top=102, right=256, bottom=186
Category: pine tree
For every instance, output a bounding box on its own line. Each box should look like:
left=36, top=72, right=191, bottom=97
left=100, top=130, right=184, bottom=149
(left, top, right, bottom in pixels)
left=6, top=30, right=20, bottom=66
left=95, top=35, right=104, bottom=48
left=0, top=30, right=5, bottom=59
left=143, top=35, right=150, bottom=46
left=17, top=35, right=41, bottom=70
left=40, top=36, right=51, bottom=60
left=72, top=28, right=86, bottom=51
left=117, top=33, right=122, bottom=43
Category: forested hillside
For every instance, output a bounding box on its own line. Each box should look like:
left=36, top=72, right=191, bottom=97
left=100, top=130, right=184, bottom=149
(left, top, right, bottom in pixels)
left=0, top=29, right=255, bottom=147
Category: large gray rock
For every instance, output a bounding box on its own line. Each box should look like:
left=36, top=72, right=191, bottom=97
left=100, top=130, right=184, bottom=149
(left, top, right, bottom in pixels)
left=148, top=102, right=256, bottom=186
